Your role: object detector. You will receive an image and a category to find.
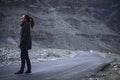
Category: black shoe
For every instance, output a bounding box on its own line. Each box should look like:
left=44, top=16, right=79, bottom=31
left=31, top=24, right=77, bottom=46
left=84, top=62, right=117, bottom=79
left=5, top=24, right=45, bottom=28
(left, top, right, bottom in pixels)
left=15, top=71, right=24, bottom=74
left=25, top=70, right=31, bottom=74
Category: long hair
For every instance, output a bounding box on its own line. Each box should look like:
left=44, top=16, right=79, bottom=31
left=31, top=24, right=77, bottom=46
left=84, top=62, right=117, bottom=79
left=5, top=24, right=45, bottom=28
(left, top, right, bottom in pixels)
left=24, top=15, right=35, bottom=28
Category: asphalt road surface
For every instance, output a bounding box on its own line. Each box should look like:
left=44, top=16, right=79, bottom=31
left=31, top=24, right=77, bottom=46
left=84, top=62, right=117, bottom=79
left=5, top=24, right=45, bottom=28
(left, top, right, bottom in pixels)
left=0, top=51, right=115, bottom=80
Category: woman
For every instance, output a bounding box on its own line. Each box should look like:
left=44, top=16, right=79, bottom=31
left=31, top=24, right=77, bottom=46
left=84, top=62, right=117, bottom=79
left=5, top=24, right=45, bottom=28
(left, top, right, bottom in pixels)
left=15, top=15, right=34, bottom=74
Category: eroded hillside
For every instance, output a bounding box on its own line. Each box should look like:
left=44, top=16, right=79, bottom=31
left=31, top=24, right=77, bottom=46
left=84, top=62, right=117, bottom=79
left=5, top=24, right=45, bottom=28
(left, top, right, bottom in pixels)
left=0, top=0, right=120, bottom=53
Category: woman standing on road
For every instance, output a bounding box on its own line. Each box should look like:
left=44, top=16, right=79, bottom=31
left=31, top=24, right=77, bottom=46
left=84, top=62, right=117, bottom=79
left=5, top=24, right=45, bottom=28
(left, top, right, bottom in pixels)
left=15, top=14, right=34, bottom=74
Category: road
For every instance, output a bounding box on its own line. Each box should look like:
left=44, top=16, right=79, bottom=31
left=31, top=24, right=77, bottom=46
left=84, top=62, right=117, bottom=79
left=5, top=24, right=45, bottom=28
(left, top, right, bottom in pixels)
left=0, top=51, right=115, bottom=80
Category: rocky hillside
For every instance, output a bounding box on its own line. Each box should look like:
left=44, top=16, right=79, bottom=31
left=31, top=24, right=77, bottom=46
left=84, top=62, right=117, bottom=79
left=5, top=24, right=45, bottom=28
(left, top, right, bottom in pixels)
left=83, top=0, right=120, bottom=33
left=0, top=0, right=120, bottom=53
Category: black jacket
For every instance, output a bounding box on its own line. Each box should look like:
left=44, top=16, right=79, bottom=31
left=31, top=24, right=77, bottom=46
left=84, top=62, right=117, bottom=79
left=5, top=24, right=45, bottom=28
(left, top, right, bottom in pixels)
left=19, top=22, right=32, bottom=50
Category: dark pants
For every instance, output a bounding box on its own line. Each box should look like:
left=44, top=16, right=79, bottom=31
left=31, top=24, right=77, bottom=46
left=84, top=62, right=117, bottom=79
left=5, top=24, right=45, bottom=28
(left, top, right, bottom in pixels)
left=20, top=49, right=31, bottom=71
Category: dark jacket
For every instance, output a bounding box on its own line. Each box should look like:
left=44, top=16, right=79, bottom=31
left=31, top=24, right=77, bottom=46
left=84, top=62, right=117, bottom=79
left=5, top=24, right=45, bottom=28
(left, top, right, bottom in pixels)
left=19, top=22, right=32, bottom=50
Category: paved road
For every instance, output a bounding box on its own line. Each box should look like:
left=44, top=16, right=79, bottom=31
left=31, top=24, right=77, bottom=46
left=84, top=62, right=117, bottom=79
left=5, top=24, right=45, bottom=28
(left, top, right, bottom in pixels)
left=0, top=51, right=115, bottom=80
